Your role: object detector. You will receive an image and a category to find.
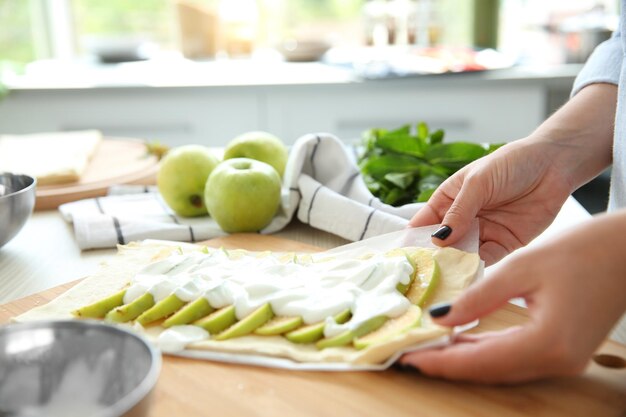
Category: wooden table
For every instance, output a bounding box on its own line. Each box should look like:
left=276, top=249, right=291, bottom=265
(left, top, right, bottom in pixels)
left=1, top=233, right=625, bottom=417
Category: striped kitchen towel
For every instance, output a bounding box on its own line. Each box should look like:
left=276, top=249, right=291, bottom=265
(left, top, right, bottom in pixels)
left=60, top=133, right=425, bottom=250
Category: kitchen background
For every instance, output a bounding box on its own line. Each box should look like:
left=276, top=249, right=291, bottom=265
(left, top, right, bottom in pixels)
left=0, top=0, right=620, bottom=212
left=0, top=0, right=619, bottom=66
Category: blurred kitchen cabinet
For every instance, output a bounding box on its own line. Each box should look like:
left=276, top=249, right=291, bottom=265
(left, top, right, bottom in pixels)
left=263, top=81, right=545, bottom=144
left=0, top=66, right=576, bottom=146
left=0, top=87, right=261, bottom=145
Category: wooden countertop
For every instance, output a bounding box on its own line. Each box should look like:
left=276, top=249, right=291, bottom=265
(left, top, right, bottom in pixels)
left=1, top=233, right=625, bottom=417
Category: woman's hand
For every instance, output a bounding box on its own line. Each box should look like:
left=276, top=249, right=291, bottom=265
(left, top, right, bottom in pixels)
left=409, top=139, right=572, bottom=265
left=400, top=210, right=626, bottom=384
left=409, top=83, right=616, bottom=266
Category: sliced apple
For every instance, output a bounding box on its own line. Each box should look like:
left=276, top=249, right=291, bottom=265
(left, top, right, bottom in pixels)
left=215, top=303, right=274, bottom=340
left=72, top=289, right=127, bottom=319
left=394, top=251, right=417, bottom=295
left=105, top=292, right=155, bottom=323
left=136, top=294, right=187, bottom=326
left=254, top=315, right=303, bottom=336
left=316, top=315, right=389, bottom=350
left=163, top=297, right=214, bottom=328
left=405, top=248, right=440, bottom=307
left=285, top=309, right=351, bottom=344
left=353, top=305, right=422, bottom=350
left=194, top=305, right=237, bottom=334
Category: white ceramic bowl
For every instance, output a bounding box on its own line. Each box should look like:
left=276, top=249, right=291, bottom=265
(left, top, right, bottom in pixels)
left=0, top=320, right=161, bottom=417
left=277, top=39, right=331, bottom=62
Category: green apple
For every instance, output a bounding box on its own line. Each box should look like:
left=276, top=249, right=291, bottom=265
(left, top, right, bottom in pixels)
left=157, top=145, right=220, bottom=217
left=223, top=131, right=288, bottom=177
left=204, top=158, right=281, bottom=233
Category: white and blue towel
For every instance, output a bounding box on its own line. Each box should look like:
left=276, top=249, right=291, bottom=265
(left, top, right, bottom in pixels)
left=60, top=133, right=426, bottom=250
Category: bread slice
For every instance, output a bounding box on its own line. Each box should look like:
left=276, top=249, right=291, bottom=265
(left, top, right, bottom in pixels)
left=0, top=130, right=102, bottom=185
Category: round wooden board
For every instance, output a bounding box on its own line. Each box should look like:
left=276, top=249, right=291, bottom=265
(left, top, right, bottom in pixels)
left=35, top=138, right=159, bottom=211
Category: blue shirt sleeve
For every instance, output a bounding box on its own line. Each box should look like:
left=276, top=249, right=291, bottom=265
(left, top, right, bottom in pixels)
left=571, top=29, right=623, bottom=97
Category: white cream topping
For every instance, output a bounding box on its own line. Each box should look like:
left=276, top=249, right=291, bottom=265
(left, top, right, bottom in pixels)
left=158, top=325, right=210, bottom=352
left=204, top=280, right=244, bottom=310
left=127, top=248, right=414, bottom=349
left=172, top=277, right=203, bottom=302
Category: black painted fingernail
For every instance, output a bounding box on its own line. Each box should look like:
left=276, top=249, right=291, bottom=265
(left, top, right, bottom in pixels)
left=429, top=302, right=451, bottom=318
left=393, top=362, right=420, bottom=373
left=432, top=225, right=452, bottom=240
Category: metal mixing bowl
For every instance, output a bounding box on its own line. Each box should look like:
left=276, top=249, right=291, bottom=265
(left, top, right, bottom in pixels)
left=0, top=320, right=161, bottom=417
left=0, top=173, right=36, bottom=248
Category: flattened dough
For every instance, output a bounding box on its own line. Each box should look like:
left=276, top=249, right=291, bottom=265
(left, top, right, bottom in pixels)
left=14, top=240, right=481, bottom=365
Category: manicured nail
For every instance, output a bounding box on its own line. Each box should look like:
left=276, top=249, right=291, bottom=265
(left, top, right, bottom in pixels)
left=393, top=362, right=419, bottom=373
left=432, top=225, right=452, bottom=240
left=429, top=302, right=451, bottom=318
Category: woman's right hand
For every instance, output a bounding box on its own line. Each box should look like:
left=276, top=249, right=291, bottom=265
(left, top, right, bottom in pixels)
left=409, top=83, right=616, bottom=266
left=409, top=138, right=572, bottom=265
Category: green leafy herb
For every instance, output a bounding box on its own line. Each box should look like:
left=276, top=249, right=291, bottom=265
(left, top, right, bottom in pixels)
left=357, top=122, right=503, bottom=206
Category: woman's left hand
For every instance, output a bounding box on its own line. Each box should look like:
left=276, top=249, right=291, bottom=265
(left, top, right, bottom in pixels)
left=399, top=210, right=626, bottom=384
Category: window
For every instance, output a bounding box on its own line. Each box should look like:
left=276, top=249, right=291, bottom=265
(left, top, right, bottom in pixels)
left=499, top=0, right=619, bottom=64
left=0, top=0, right=620, bottom=67
left=73, top=0, right=175, bottom=53
left=0, top=0, right=36, bottom=66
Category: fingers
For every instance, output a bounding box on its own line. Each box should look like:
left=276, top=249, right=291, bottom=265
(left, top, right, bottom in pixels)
left=433, top=257, right=536, bottom=327
left=431, top=177, right=486, bottom=247
left=452, top=326, right=523, bottom=343
left=408, top=203, right=442, bottom=228
left=478, top=240, right=511, bottom=267
left=408, top=172, right=463, bottom=228
left=399, top=326, right=545, bottom=383
left=478, top=219, right=526, bottom=266
left=409, top=168, right=488, bottom=250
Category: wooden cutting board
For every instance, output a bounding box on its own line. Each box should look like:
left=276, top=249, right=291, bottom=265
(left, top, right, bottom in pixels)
left=35, top=138, right=159, bottom=211
left=1, top=234, right=625, bottom=417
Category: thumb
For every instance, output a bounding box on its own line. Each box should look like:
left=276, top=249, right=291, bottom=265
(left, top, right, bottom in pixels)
left=430, top=261, right=535, bottom=327
left=431, top=179, right=485, bottom=247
